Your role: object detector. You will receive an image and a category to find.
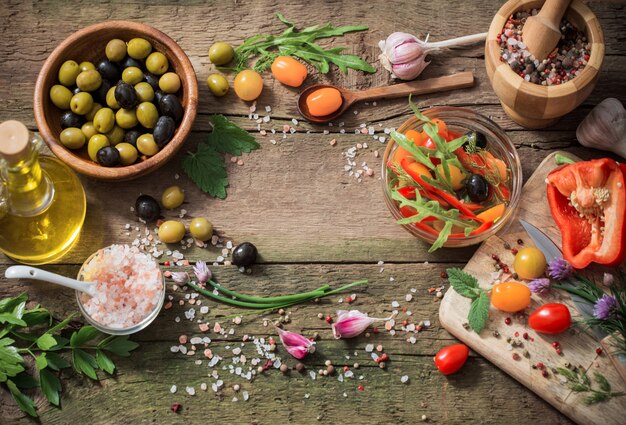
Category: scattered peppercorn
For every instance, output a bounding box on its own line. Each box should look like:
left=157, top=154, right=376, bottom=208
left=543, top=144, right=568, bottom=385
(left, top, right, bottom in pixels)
left=358, top=385, right=364, bottom=391
left=503, top=242, right=511, bottom=250
left=492, top=254, right=500, bottom=261
left=325, top=315, right=332, bottom=324
left=379, top=362, right=386, bottom=369
left=505, top=317, right=512, bottom=325
left=517, top=239, right=524, bottom=245
left=511, top=248, right=518, bottom=255
left=295, top=363, right=305, bottom=372
left=326, top=365, right=335, bottom=375
left=170, top=402, right=182, bottom=413
left=523, top=332, right=529, bottom=340
left=440, top=271, right=448, bottom=279
left=512, top=273, right=519, bottom=280
left=512, top=353, right=521, bottom=360
left=542, top=369, right=549, bottom=378
left=279, top=364, right=289, bottom=374
left=596, top=347, right=603, bottom=356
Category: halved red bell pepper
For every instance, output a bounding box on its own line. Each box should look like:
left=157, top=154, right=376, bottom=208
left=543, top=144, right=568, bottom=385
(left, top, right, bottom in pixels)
left=546, top=158, right=626, bottom=269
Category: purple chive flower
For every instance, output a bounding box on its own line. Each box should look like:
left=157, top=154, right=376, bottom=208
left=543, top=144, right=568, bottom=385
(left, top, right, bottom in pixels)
left=593, top=294, right=619, bottom=320
left=193, top=261, right=212, bottom=284
left=528, top=278, right=551, bottom=294
left=548, top=257, right=573, bottom=280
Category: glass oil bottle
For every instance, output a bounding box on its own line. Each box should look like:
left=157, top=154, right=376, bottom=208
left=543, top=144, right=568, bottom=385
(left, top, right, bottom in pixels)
left=0, top=120, right=86, bottom=264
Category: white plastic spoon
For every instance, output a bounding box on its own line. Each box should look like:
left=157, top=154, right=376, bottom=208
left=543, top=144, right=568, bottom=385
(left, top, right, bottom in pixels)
left=5, top=265, right=97, bottom=297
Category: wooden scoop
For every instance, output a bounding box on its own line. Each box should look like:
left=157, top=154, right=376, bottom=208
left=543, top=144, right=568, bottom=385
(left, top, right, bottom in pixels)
left=523, top=0, right=572, bottom=61
left=297, top=72, right=474, bottom=123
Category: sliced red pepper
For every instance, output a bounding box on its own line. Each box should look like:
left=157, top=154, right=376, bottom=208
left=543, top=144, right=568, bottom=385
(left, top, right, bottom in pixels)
left=397, top=186, right=416, bottom=199
left=546, top=158, right=626, bottom=268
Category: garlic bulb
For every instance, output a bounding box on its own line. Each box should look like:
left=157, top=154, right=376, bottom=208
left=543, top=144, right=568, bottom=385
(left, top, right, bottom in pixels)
left=576, top=98, right=626, bottom=159
left=378, top=32, right=487, bottom=80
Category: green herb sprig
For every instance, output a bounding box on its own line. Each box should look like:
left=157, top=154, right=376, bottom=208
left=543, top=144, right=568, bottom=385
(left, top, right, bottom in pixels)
left=231, top=13, right=376, bottom=74
left=557, top=366, right=625, bottom=404
left=0, top=293, right=139, bottom=417
left=182, top=115, right=260, bottom=199
left=446, top=268, right=490, bottom=333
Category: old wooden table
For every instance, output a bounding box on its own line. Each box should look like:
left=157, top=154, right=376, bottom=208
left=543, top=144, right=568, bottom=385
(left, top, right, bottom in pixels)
left=1, top=1, right=624, bottom=423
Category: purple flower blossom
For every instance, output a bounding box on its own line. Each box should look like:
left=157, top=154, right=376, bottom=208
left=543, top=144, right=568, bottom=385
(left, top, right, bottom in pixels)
left=593, top=294, right=619, bottom=320
left=193, top=261, right=212, bottom=284
left=528, top=278, right=551, bottom=294
left=548, top=257, right=573, bottom=280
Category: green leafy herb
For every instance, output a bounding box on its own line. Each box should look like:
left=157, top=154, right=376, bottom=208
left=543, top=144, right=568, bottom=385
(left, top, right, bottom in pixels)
left=446, top=268, right=490, bottom=333
left=231, top=13, right=375, bottom=74
left=0, top=293, right=140, bottom=417
left=557, top=367, right=625, bottom=405
left=183, top=115, right=260, bottom=199
left=555, top=153, right=577, bottom=165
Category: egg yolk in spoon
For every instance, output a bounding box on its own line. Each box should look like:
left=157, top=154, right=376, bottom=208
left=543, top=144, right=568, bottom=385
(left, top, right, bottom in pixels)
left=305, top=87, right=343, bottom=117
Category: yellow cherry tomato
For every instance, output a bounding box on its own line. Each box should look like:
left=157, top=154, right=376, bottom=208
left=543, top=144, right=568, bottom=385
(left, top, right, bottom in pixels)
left=404, top=161, right=431, bottom=181
left=233, top=70, right=263, bottom=101
left=513, top=247, right=547, bottom=279
left=436, top=164, right=465, bottom=191
left=305, top=87, right=343, bottom=117
left=491, top=282, right=531, bottom=312
left=271, top=56, right=308, bottom=87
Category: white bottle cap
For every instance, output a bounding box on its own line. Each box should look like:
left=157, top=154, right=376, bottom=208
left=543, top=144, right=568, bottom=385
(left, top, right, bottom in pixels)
left=0, top=120, right=30, bottom=164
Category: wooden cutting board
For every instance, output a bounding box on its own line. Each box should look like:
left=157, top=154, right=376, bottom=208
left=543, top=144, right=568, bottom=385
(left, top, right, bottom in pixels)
left=439, top=152, right=626, bottom=425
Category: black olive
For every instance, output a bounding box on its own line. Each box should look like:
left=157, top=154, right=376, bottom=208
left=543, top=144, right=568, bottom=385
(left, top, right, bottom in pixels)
left=121, top=56, right=142, bottom=70
left=71, top=86, right=81, bottom=95
left=115, top=82, right=139, bottom=109
left=466, top=174, right=490, bottom=202
left=93, top=79, right=112, bottom=104
left=232, top=242, right=257, bottom=267
left=159, top=94, right=184, bottom=124
left=60, top=111, right=85, bottom=129
left=153, top=116, right=175, bottom=147
left=124, top=129, right=141, bottom=147
left=466, top=131, right=488, bottom=149
left=143, top=73, right=160, bottom=91
left=96, top=146, right=121, bottom=167
left=97, top=60, right=121, bottom=82
left=134, top=194, right=161, bottom=221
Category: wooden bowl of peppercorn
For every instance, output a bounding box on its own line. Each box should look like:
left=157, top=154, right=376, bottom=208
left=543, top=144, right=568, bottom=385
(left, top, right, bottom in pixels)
left=485, top=0, right=604, bottom=129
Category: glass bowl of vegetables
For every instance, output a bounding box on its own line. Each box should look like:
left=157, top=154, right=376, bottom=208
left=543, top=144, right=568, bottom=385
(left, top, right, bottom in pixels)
left=381, top=104, right=522, bottom=251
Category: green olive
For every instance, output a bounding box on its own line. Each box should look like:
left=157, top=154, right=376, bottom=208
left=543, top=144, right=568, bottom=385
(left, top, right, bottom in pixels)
left=115, top=108, right=138, bottom=129
left=189, top=217, right=213, bottom=241
left=122, top=66, right=144, bottom=85
left=127, top=38, right=152, bottom=60
left=58, top=60, right=81, bottom=87
left=50, top=84, right=73, bottom=109
left=136, top=102, right=158, bottom=129
left=79, top=61, right=96, bottom=72
left=85, top=102, right=103, bottom=121
left=158, top=72, right=181, bottom=93
left=161, top=185, right=185, bottom=209
left=207, top=73, right=229, bottom=97
left=105, top=125, right=125, bottom=145
left=115, top=142, right=138, bottom=165
left=105, top=38, right=127, bottom=62
left=137, top=134, right=159, bottom=156
left=145, top=52, right=168, bottom=75
left=87, top=134, right=110, bottom=161
left=60, top=127, right=86, bottom=149
left=93, top=107, right=115, bottom=133
left=70, top=92, right=94, bottom=115
left=157, top=220, right=186, bottom=244
left=208, top=42, right=234, bottom=65
left=106, top=86, right=120, bottom=109
left=75, top=70, right=102, bottom=92
left=134, top=82, right=155, bottom=102
left=81, top=121, right=98, bottom=140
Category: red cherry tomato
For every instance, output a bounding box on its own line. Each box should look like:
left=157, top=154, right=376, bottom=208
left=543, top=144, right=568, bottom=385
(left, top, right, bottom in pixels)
left=528, top=303, right=571, bottom=334
left=434, top=343, right=469, bottom=375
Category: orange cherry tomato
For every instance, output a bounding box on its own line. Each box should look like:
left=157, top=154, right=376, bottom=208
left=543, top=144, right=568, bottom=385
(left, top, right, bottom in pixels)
left=434, top=344, right=469, bottom=375
left=234, top=70, right=263, bottom=101
left=404, top=161, right=431, bottom=181
left=305, top=87, right=343, bottom=117
left=491, top=282, right=531, bottom=313
left=392, top=129, right=421, bottom=165
left=271, top=56, right=308, bottom=87
left=405, top=129, right=422, bottom=144
left=431, top=118, right=448, bottom=139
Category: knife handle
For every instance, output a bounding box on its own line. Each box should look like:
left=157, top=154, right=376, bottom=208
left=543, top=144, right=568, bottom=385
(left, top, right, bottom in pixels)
left=600, top=334, right=626, bottom=386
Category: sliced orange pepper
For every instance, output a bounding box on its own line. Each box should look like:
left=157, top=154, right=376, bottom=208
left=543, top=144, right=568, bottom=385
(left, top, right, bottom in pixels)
left=477, top=203, right=506, bottom=223
left=391, top=129, right=422, bottom=165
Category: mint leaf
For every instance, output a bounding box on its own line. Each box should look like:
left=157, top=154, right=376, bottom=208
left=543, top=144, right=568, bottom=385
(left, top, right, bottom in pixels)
left=468, top=291, right=490, bottom=334
left=209, top=115, right=260, bottom=156
left=36, top=334, right=57, bottom=351
left=447, top=268, right=481, bottom=299
left=69, top=326, right=100, bottom=347
left=182, top=144, right=229, bottom=199
left=6, top=379, right=37, bottom=417
left=99, top=336, right=139, bottom=357
left=45, top=352, right=70, bottom=371
left=72, top=349, right=98, bottom=380
left=39, top=369, right=61, bottom=406
left=95, top=350, right=115, bottom=375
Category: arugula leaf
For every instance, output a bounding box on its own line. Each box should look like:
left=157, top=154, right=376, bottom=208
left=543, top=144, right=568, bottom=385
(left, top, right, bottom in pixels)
left=96, top=350, right=115, bottom=375
left=99, top=336, right=139, bottom=357
left=72, top=349, right=98, bottom=380
left=208, top=115, right=260, bottom=156
left=70, top=326, right=100, bottom=347
left=36, top=334, right=57, bottom=351
left=468, top=291, right=490, bottom=334
left=39, top=368, right=61, bottom=406
left=446, top=268, right=480, bottom=299
left=182, top=144, right=229, bottom=199
left=6, top=379, right=37, bottom=417
left=430, top=221, right=453, bottom=253
left=45, top=352, right=70, bottom=371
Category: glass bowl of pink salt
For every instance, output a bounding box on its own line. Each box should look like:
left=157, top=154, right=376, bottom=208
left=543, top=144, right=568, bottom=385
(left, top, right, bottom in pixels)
left=76, top=244, right=165, bottom=335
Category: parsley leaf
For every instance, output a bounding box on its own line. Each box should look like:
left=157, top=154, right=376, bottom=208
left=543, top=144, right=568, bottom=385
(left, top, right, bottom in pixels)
left=468, top=291, right=490, bottom=334
left=208, top=114, right=260, bottom=156
left=446, top=268, right=480, bottom=299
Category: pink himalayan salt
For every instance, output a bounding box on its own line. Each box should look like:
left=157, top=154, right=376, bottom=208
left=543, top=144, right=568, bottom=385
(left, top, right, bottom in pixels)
left=79, top=245, right=163, bottom=329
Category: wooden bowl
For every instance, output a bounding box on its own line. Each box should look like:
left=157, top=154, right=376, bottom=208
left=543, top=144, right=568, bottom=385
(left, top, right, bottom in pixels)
left=485, top=0, right=604, bottom=129
left=33, top=21, right=198, bottom=180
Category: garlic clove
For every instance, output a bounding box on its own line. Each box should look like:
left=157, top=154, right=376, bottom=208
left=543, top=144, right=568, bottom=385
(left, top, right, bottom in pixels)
left=577, top=98, right=626, bottom=160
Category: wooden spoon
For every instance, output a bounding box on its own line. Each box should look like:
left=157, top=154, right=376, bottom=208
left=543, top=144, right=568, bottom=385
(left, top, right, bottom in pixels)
left=523, top=0, right=572, bottom=61
left=297, top=71, right=474, bottom=123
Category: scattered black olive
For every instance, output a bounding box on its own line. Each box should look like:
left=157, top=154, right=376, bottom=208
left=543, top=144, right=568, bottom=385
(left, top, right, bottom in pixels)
left=124, top=129, right=141, bottom=147
left=159, top=93, right=184, bottom=124
left=115, top=81, right=139, bottom=109
left=96, top=146, right=121, bottom=167
left=143, top=73, right=160, bottom=91
left=121, top=56, right=143, bottom=70
left=153, top=116, right=175, bottom=147
left=60, top=111, right=85, bottom=129
left=232, top=242, right=258, bottom=267
left=135, top=194, right=161, bottom=221
left=97, top=59, right=121, bottom=82
left=93, top=79, right=112, bottom=104
left=466, top=174, right=490, bottom=202
left=466, top=131, right=487, bottom=149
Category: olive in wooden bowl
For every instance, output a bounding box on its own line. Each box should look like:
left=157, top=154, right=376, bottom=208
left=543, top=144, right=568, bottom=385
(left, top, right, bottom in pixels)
left=33, top=20, right=198, bottom=181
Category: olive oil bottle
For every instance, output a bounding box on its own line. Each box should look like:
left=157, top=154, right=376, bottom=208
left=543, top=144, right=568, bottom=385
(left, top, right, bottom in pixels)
left=0, top=120, right=86, bottom=264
